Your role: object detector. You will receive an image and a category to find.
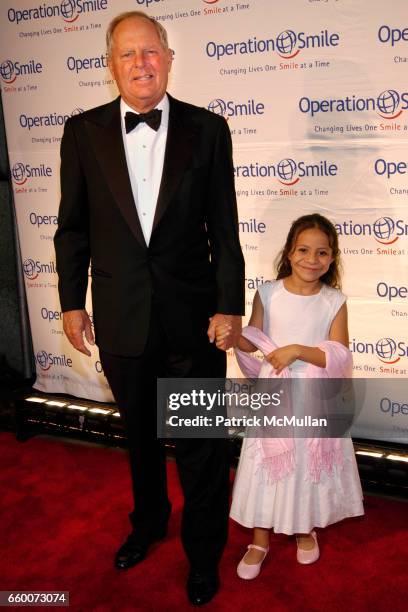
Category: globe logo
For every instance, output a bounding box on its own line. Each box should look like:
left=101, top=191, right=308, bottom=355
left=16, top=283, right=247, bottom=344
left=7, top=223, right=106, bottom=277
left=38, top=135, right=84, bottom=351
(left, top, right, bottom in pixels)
left=36, top=350, right=51, bottom=371
left=71, top=107, right=84, bottom=116
left=12, top=163, right=27, bottom=185
left=373, top=216, right=396, bottom=244
left=277, top=158, right=298, bottom=184
left=375, top=338, right=398, bottom=363
left=23, top=258, right=38, bottom=280
left=0, top=60, right=16, bottom=83
left=276, top=30, right=298, bottom=57
left=377, top=89, right=401, bottom=118
left=208, top=99, right=227, bottom=116
left=60, top=0, right=78, bottom=22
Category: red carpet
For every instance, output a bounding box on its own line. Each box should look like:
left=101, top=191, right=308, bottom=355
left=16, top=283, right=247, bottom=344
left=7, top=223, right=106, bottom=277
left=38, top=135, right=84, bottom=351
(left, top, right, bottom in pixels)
left=0, top=431, right=406, bottom=611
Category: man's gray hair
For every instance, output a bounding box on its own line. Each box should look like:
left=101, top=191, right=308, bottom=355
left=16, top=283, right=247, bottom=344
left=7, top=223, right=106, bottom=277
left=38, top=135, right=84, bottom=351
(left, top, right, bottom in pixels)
left=106, top=11, right=169, bottom=57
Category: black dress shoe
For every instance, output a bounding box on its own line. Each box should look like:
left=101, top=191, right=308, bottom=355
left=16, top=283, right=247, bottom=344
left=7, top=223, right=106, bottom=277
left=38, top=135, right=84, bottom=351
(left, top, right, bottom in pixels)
left=187, top=571, right=219, bottom=606
left=114, top=527, right=167, bottom=570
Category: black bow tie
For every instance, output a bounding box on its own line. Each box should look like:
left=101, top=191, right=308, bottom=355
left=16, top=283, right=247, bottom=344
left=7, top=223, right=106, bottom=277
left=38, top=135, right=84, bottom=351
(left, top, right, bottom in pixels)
left=125, top=109, right=162, bottom=133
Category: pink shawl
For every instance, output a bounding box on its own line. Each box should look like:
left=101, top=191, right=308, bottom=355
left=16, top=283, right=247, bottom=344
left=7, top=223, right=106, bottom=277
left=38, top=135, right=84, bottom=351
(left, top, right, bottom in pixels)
left=235, top=326, right=353, bottom=483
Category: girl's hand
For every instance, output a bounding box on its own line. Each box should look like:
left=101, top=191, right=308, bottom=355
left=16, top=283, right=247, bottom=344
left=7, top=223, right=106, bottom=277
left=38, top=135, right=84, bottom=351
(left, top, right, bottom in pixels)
left=215, top=323, right=232, bottom=350
left=266, top=344, right=300, bottom=374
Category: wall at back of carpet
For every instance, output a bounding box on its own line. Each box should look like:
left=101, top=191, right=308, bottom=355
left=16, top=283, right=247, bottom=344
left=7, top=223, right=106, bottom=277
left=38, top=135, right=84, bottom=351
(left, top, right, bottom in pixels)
left=0, top=0, right=407, bottom=441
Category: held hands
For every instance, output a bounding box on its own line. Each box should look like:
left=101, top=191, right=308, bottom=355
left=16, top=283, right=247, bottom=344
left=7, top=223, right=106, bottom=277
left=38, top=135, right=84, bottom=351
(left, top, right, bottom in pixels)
left=214, top=322, right=232, bottom=351
left=63, top=309, right=95, bottom=357
left=266, top=344, right=300, bottom=375
left=208, top=314, right=242, bottom=351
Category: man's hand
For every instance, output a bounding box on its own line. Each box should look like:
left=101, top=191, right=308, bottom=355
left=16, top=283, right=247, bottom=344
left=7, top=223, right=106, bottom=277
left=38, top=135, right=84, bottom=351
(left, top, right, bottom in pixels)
left=63, top=309, right=95, bottom=357
left=208, top=314, right=242, bottom=350
left=214, top=323, right=231, bottom=351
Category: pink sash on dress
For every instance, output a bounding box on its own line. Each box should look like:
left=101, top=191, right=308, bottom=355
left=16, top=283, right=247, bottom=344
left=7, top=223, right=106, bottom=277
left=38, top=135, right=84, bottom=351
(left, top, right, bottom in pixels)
left=235, top=326, right=353, bottom=483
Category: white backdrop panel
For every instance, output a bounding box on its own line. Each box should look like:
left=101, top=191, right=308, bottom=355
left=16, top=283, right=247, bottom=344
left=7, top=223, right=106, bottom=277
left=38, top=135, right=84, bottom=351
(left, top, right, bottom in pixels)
left=1, top=0, right=407, bottom=442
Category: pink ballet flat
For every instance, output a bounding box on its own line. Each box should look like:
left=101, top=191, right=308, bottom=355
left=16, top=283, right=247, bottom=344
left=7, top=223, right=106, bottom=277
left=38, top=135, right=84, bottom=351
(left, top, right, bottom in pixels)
left=237, top=544, right=269, bottom=580
left=296, top=530, right=320, bottom=565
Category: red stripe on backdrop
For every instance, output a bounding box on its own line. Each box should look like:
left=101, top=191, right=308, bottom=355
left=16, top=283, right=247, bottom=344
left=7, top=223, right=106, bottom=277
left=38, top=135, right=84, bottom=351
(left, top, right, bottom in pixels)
left=0, top=432, right=406, bottom=611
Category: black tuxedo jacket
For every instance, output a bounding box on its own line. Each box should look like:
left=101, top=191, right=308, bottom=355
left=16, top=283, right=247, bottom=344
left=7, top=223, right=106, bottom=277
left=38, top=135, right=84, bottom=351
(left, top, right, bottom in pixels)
left=54, top=94, right=245, bottom=356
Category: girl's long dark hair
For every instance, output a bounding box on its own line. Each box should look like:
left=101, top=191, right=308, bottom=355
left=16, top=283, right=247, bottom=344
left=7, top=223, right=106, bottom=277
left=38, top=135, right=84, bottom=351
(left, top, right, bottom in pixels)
left=276, top=213, right=342, bottom=289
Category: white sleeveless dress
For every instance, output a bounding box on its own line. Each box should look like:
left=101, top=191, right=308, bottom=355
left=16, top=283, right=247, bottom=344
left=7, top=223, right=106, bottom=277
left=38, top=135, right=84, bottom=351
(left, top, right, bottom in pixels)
left=230, top=280, right=364, bottom=534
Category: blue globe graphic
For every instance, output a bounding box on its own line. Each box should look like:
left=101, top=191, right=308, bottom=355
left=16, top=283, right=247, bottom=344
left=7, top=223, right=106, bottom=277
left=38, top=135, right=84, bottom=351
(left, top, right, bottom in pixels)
left=208, top=99, right=227, bottom=116
left=276, top=30, right=297, bottom=55
left=23, top=258, right=36, bottom=279
left=373, top=217, right=395, bottom=241
left=12, top=163, right=26, bottom=183
left=376, top=338, right=397, bottom=360
left=0, top=60, right=15, bottom=81
left=36, top=350, right=49, bottom=370
left=71, top=108, right=84, bottom=116
left=377, top=89, right=400, bottom=115
left=277, top=158, right=297, bottom=182
left=60, top=0, right=76, bottom=19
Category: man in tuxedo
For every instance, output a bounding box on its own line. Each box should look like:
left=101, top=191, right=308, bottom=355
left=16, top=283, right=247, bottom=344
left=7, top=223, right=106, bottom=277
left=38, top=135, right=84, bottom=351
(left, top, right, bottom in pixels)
left=54, top=10, right=244, bottom=606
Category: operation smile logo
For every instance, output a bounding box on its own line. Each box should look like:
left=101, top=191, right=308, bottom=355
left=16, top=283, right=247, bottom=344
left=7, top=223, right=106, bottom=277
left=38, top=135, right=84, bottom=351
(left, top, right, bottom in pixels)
left=36, top=349, right=72, bottom=370
left=208, top=97, right=264, bottom=119
left=0, top=58, right=43, bottom=84
left=377, top=281, right=407, bottom=302
left=378, top=25, right=408, bottom=47
left=234, top=158, right=337, bottom=186
left=66, top=53, right=107, bottom=74
left=134, top=0, right=165, bottom=7
left=36, top=350, right=51, bottom=370
left=335, top=216, right=408, bottom=245
left=23, top=258, right=56, bottom=280
left=299, top=89, right=408, bottom=120
left=350, top=337, right=407, bottom=365
left=374, top=157, right=407, bottom=179
left=206, top=28, right=339, bottom=61
left=379, top=396, right=408, bottom=419
left=11, top=162, right=52, bottom=185
left=7, top=0, right=108, bottom=26
left=19, top=107, right=84, bottom=130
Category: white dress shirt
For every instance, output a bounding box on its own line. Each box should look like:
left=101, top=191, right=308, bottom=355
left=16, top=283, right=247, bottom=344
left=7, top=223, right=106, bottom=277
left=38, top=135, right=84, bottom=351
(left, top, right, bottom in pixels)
left=120, top=94, right=169, bottom=245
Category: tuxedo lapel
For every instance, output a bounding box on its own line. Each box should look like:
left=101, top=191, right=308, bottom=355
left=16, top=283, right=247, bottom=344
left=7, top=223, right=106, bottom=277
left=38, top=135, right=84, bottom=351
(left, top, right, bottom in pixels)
left=85, top=97, right=147, bottom=249
left=152, top=96, right=198, bottom=232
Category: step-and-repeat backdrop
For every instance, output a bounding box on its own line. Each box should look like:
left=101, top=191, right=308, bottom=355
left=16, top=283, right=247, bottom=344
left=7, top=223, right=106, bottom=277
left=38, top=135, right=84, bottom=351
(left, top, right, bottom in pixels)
left=1, top=0, right=407, bottom=442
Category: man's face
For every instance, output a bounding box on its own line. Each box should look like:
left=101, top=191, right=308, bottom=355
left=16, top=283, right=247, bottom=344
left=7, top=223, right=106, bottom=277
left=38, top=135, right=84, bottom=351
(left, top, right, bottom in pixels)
left=108, top=17, right=172, bottom=112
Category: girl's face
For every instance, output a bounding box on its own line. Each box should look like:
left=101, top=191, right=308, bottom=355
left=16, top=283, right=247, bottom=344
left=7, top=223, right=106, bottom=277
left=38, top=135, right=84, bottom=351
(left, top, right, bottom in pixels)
left=288, top=227, right=334, bottom=284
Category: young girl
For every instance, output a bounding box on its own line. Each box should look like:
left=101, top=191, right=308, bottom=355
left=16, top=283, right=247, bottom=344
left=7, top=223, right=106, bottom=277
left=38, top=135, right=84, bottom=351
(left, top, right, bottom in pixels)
left=216, top=213, right=364, bottom=579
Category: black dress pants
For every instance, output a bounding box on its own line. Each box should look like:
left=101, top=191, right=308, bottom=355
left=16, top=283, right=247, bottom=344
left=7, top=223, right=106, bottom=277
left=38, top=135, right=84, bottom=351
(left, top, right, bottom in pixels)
left=99, top=312, right=230, bottom=572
